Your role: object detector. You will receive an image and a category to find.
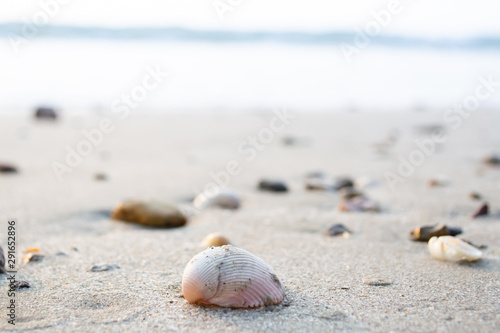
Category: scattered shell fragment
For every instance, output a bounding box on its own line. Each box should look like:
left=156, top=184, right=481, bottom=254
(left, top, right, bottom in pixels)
left=182, top=245, right=284, bottom=308
left=410, top=224, right=462, bottom=242
left=0, top=163, right=18, bottom=173
left=258, top=179, right=288, bottom=193
left=202, top=233, right=231, bottom=247
left=325, top=224, right=351, bottom=237
left=428, top=236, right=482, bottom=262
left=0, top=245, right=6, bottom=274
left=472, top=202, right=489, bottom=218
left=90, top=264, right=120, bottom=272
left=339, top=187, right=363, bottom=201
left=339, top=195, right=380, bottom=213
left=111, top=201, right=187, bottom=228
left=304, top=176, right=353, bottom=191
left=193, top=188, right=240, bottom=210
left=10, top=281, right=30, bottom=289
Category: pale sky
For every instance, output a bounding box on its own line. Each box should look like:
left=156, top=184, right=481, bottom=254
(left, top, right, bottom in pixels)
left=0, top=0, right=499, bottom=37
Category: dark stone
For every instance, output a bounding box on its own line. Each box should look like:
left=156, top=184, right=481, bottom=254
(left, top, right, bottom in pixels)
left=0, top=245, right=5, bottom=274
left=0, top=164, right=18, bottom=173
left=34, top=107, right=57, bottom=120
left=410, top=224, right=462, bottom=242
left=94, top=173, right=108, bottom=181
left=326, top=224, right=351, bottom=236
left=258, top=180, right=288, bottom=192
left=472, top=202, right=489, bottom=218
left=11, top=281, right=30, bottom=289
left=90, top=264, right=120, bottom=272
left=482, top=155, right=500, bottom=166
left=332, top=178, right=354, bottom=191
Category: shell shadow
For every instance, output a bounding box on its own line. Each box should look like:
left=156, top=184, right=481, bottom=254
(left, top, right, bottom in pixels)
left=457, top=258, right=500, bottom=272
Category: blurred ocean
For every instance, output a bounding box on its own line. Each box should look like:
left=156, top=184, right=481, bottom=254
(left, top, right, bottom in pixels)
left=1, top=23, right=500, bottom=112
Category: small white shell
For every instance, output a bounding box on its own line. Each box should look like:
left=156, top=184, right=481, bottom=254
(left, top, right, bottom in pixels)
left=428, top=236, right=482, bottom=262
left=182, top=245, right=284, bottom=308
left=193, top=188, right=240, bottom=209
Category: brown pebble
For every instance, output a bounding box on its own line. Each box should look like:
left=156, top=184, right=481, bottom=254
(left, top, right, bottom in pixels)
left=202, top=233, right=230, bottom=247
left=410, top=224, right=462, bottom=242
left=111, top=201, right=187, bottom=228
left=472, top=202, right=489, bottom=218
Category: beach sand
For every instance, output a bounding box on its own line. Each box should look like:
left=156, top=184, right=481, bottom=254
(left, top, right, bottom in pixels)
left=0, top=110, right=499, bottom=332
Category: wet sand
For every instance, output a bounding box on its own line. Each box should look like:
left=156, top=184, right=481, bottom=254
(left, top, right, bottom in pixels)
left=0, top=111, right=499, bottom=332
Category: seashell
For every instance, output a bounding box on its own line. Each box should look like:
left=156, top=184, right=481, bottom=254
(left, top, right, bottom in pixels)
left=34, top=106, right=58, bottom=120
left=428, top=236, right=482, bottom=262
left=482, top=154, right=500, bottom=166
left=410, top=224, right=462, bottom=242
left=182, top=245, right=284, bottom=308
left=193, top=188, right=240, bottom=210
left=0, top=245, right=6, bottom=274
left=469, top=192, right=482, bottom=200
left=202, top=233, right=230, bottom=247
left=471, top=202, right=489, bottom=218
left=258, top=179, right=288, bottom=192
left=111, top=201, right=187, bottom=228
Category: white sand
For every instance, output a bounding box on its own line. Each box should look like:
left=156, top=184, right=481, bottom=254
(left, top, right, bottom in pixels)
left=0, top=111, right=499, bottom=332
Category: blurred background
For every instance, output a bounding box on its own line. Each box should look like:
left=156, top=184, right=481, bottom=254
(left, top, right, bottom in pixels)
left=1, top=0, right=500, bottom=113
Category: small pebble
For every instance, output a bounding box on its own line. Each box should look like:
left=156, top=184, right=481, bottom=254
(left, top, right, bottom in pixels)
left=258, top=179, right=288, bottom=193
left=469, top=192, right=482, bottom=200
left=202, top=233, right=231, bottom=247
left=111, top=201, right=187, bottom=228
left=339, top=195, right=380, bottom=213
left=94, top=173, right=108, bottom=181
left=0, top=164, right=18, bottom=173
left=325, top=224, right=351, bottom=237
left=34, top=106, right=58, bottom=120
left=90, top=264, right=120, bottom=272
left=193, top=188, right=240, bottom=210
left=0, top=245, right=6, bottom=274
left=472, top=202, right=489, bottom=218
left=482, top=154, right=500, bottom=166
left=410, top=224, right=462, bottom=242
left=362, top=279, right=392, bottom=286
left=22, top=253, right=45, bottom=265
left=11, top=281, right=30, bottom=289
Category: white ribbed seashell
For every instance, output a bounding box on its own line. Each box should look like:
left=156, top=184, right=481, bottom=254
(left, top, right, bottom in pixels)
left=428, top=236, right=482, bottom=262
left=182, top=245, right=284, bottom=308
left=193, top=188, right=240, bottom=209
